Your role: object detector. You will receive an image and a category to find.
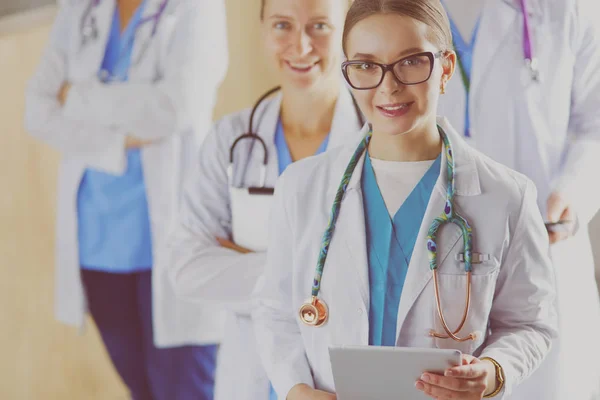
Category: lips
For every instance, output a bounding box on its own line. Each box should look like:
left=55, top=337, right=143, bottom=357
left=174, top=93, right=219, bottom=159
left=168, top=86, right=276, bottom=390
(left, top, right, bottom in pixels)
left=376, top=102, right=414, bottom=118
left=286, top=60, right=319, bottom=73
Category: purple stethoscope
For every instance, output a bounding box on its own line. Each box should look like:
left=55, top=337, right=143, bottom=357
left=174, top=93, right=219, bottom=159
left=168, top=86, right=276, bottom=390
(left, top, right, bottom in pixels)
left=518, top=0, right=540, bottom=82
left=80, top=0, right=168, bottom=64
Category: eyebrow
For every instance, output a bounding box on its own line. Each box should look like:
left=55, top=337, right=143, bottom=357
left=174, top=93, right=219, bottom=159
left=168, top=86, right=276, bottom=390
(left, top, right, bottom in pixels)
left=268, top=15, right=330, bottom=21
left=351, top=47, right=425, bottom=61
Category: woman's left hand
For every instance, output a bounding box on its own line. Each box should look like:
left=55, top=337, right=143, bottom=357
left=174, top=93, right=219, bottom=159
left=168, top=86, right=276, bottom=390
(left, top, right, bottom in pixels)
left=546, top=192, right=575, bottom=244
left=216, top=237, right=253, bottom=254
left=415, top=354, right=496, bottom=399
left=57, top=82, right=72, bottom=106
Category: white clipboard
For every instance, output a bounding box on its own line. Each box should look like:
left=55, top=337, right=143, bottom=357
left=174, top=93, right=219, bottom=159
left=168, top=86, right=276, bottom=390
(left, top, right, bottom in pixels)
left=329, top=346, right=462, bottom=400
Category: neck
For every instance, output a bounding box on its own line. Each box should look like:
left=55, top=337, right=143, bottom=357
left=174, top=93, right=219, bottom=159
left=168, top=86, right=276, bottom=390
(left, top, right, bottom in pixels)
left=279, top=76, right=340, bottom=138
left=369, top=120, right=442, bottom=162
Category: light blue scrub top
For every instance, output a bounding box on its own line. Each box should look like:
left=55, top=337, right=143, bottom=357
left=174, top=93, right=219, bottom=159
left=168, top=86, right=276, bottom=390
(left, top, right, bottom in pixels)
left=78, top=1, right=153, bottom=273
left=274, top=119, right=330, bottom=175
left=269, top=119, right=329, bottom=400
left=362, top=152, right=441, bottom=346
left=443, top=4, right=480, bottom=137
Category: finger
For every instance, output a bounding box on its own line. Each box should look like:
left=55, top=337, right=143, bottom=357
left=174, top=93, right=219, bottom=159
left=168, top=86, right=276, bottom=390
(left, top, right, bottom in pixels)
left=445, top=363, right=487, bottom=379
left=420, top=373, right=483, bottom=392
left=547, top=193, right=566, bottom=222
left=416, top=379, right=485, bottom=399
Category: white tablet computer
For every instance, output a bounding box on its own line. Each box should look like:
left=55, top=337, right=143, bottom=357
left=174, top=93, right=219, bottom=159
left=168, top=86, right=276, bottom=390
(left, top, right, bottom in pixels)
left=329, top=346, right=462, bottom=400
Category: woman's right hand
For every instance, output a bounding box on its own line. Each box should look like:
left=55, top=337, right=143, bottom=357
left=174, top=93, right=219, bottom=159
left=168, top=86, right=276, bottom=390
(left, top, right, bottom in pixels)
left=125, top=136, right=154, bottom=149
left=287, top=384, right=336, bottom=400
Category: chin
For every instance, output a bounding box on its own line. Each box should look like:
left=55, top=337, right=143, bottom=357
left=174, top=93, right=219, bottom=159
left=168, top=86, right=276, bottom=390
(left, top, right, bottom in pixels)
left=374, top=117, right=418, bottom=137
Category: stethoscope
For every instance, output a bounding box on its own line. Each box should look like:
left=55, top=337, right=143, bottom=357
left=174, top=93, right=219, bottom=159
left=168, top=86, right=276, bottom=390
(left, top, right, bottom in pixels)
left=298, top=126, right=478, bottom=343
left=518, top=0, right=540, bottom=82
left=80, top=0, right=169, bottom=81
left=227, top=86, right=366, bottom=194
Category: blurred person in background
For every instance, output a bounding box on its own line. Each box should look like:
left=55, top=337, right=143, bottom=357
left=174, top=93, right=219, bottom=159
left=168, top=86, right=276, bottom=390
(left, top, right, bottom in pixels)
left=161, top=0, right=364, bottom=399
left=24, top=0, right=228, bottom=398
left=438, top=0, right=600, bottom=399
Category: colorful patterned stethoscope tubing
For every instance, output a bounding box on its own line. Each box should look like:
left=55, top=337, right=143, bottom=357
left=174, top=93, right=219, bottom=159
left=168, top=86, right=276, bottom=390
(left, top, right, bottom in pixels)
left=299, top=126, right=478, bottom=343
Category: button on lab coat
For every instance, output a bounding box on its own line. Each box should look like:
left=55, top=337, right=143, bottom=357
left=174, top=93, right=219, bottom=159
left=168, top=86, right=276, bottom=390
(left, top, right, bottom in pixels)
left=253, top=118, right=558, bottom=399
left=24, top=0, right=229, bottom=347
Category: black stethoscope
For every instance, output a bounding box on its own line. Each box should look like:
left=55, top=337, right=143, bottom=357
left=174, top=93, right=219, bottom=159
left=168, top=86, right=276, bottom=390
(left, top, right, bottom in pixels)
left=227, top=86, right=366, bottom=194
left=80, top=0, right=168, bottom=77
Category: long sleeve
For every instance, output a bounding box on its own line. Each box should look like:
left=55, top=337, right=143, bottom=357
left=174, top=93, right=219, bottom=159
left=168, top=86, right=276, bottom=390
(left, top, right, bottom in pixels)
left=479, top=179, right=558, bottom=396
left=252, top=173, right=315, bottom=399
left=553, top=0, right=600, bottom=227
left=24, top=3, right=127, bottom=174
left=164, top=122, right=267, bottom=312
left=63, top=0, right=229, bottom=142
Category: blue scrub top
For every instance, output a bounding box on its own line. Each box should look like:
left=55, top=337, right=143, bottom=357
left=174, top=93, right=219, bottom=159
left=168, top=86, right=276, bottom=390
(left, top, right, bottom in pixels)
left=77, top=0, right=153, bottom=273
left=362, top=153, right=441, bottom=346
left=269, top=118, right=330, bottom=400
left=274, top=119, right=330, bottom=175
left=443, top=3, right=481, bottom=137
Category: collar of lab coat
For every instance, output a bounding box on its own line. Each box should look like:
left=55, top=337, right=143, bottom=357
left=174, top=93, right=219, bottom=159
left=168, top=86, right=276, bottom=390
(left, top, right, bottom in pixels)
left=341, top=116, right=481, bottom=197
left=85, top=0, right=171, bottom=78
left=252, top=84, right=364, bottom=154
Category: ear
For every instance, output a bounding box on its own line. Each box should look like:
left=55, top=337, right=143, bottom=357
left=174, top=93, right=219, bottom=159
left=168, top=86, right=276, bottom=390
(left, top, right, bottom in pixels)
left=440, top=50, right=456, bottom=90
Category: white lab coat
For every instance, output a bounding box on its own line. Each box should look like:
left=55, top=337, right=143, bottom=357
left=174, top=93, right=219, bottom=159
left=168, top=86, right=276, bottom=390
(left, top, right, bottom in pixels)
left=163, top=87, right=363, bottom=400
left=24, top=0, right=229, bottom=347
left=437, top=0, right=600, bottom=398
left=253, top=118, right=558, bottom=399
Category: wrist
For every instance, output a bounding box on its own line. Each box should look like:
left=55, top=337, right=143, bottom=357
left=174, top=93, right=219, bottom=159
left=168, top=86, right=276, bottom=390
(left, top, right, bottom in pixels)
left=480, top=357, right=505, bottom=398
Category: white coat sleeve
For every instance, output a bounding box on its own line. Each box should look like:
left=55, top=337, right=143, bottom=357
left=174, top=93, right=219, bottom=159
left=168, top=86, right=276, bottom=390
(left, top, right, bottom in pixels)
left=164, top=121, right=267, bottom=310
left=479, top=179, right=558, bottom=396
left=252, top=172, right=315, bottom=399
left=63, top=0, right=229, bottom=142
left=553, top=0, right=600, bottom=227
left=24, top=4, right=127, bottom=174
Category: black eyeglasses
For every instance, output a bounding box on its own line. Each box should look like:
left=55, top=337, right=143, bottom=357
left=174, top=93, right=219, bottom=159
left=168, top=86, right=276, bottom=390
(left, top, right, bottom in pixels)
left=341, top=51, right=444, bottom=90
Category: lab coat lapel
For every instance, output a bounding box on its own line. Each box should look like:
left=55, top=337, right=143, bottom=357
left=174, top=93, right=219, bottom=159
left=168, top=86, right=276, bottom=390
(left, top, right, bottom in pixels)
left=130, top=0, right=164, bottom=71
left=328, top=131, right=371, bottom=310
left=251, top=92, right=283, bottom=185
left=395, top=119, right=481, bottom=338
left=80, top=0, right=115, bottom=75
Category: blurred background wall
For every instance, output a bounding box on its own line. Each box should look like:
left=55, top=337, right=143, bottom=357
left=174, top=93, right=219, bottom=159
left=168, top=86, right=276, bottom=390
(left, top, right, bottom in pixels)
left=0, top=1, right=276, bottom=398
left=0, top=1, right=599, bottom=399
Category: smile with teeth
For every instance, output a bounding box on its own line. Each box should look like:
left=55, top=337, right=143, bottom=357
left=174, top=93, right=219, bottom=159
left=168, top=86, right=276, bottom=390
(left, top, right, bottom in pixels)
left=379, top=104, right=408, bottom=111
left=287, top=61, right=318, bottom=72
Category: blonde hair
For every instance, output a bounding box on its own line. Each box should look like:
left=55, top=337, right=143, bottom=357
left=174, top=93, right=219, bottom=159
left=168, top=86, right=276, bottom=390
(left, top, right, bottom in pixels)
left=342, top=0, right=452, bottom=55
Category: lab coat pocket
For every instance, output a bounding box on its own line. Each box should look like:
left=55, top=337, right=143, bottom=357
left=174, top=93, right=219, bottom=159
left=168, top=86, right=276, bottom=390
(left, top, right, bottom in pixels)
left=432, top=267, right=499, bottom=355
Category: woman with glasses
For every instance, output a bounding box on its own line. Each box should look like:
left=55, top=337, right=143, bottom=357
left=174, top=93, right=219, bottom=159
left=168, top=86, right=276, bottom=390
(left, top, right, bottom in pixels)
left=24, top=0, right=227, bottom=398
left=437, top=1, right=600, bottom=398
left=253, top=0, right=557, bottom=399
left=161, top=0, right=363, bottom=399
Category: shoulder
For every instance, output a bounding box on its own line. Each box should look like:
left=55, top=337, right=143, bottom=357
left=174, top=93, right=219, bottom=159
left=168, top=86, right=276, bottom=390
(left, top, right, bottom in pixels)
left=203, top=96, right=279, bottom=150
left=278, top=138, right=361, bottom=200
left=467, top=145, right=536, bottom=213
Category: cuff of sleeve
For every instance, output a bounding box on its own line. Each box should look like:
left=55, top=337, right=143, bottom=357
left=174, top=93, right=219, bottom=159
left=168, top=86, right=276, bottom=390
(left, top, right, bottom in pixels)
left=479, top=351, right=514, bottom=398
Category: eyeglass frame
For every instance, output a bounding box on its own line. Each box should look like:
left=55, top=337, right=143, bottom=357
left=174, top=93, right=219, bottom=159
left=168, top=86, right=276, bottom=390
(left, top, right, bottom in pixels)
left=341, top=50, right=446, bottom=90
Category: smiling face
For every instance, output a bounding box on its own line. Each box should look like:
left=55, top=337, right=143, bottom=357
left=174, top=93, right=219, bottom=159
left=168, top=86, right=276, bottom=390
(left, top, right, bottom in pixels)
left=344, top=13, right=454, bottom=138
left=261, top=0, right=345, bottom=91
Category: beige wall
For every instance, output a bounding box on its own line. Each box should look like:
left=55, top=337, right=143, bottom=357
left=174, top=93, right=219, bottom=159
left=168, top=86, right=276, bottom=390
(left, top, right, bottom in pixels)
left=0, top=1, right=274, bottom=398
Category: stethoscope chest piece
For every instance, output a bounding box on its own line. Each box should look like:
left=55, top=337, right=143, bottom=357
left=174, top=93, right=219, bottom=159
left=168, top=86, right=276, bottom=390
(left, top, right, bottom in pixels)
left=299, top=296, right=328, bottom=327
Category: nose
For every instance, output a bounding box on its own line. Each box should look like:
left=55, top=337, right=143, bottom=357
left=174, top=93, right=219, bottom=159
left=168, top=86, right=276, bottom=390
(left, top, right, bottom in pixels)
left=293, top=29, right=313, bottom=57
left=379, top=68, right=402, bottom=94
